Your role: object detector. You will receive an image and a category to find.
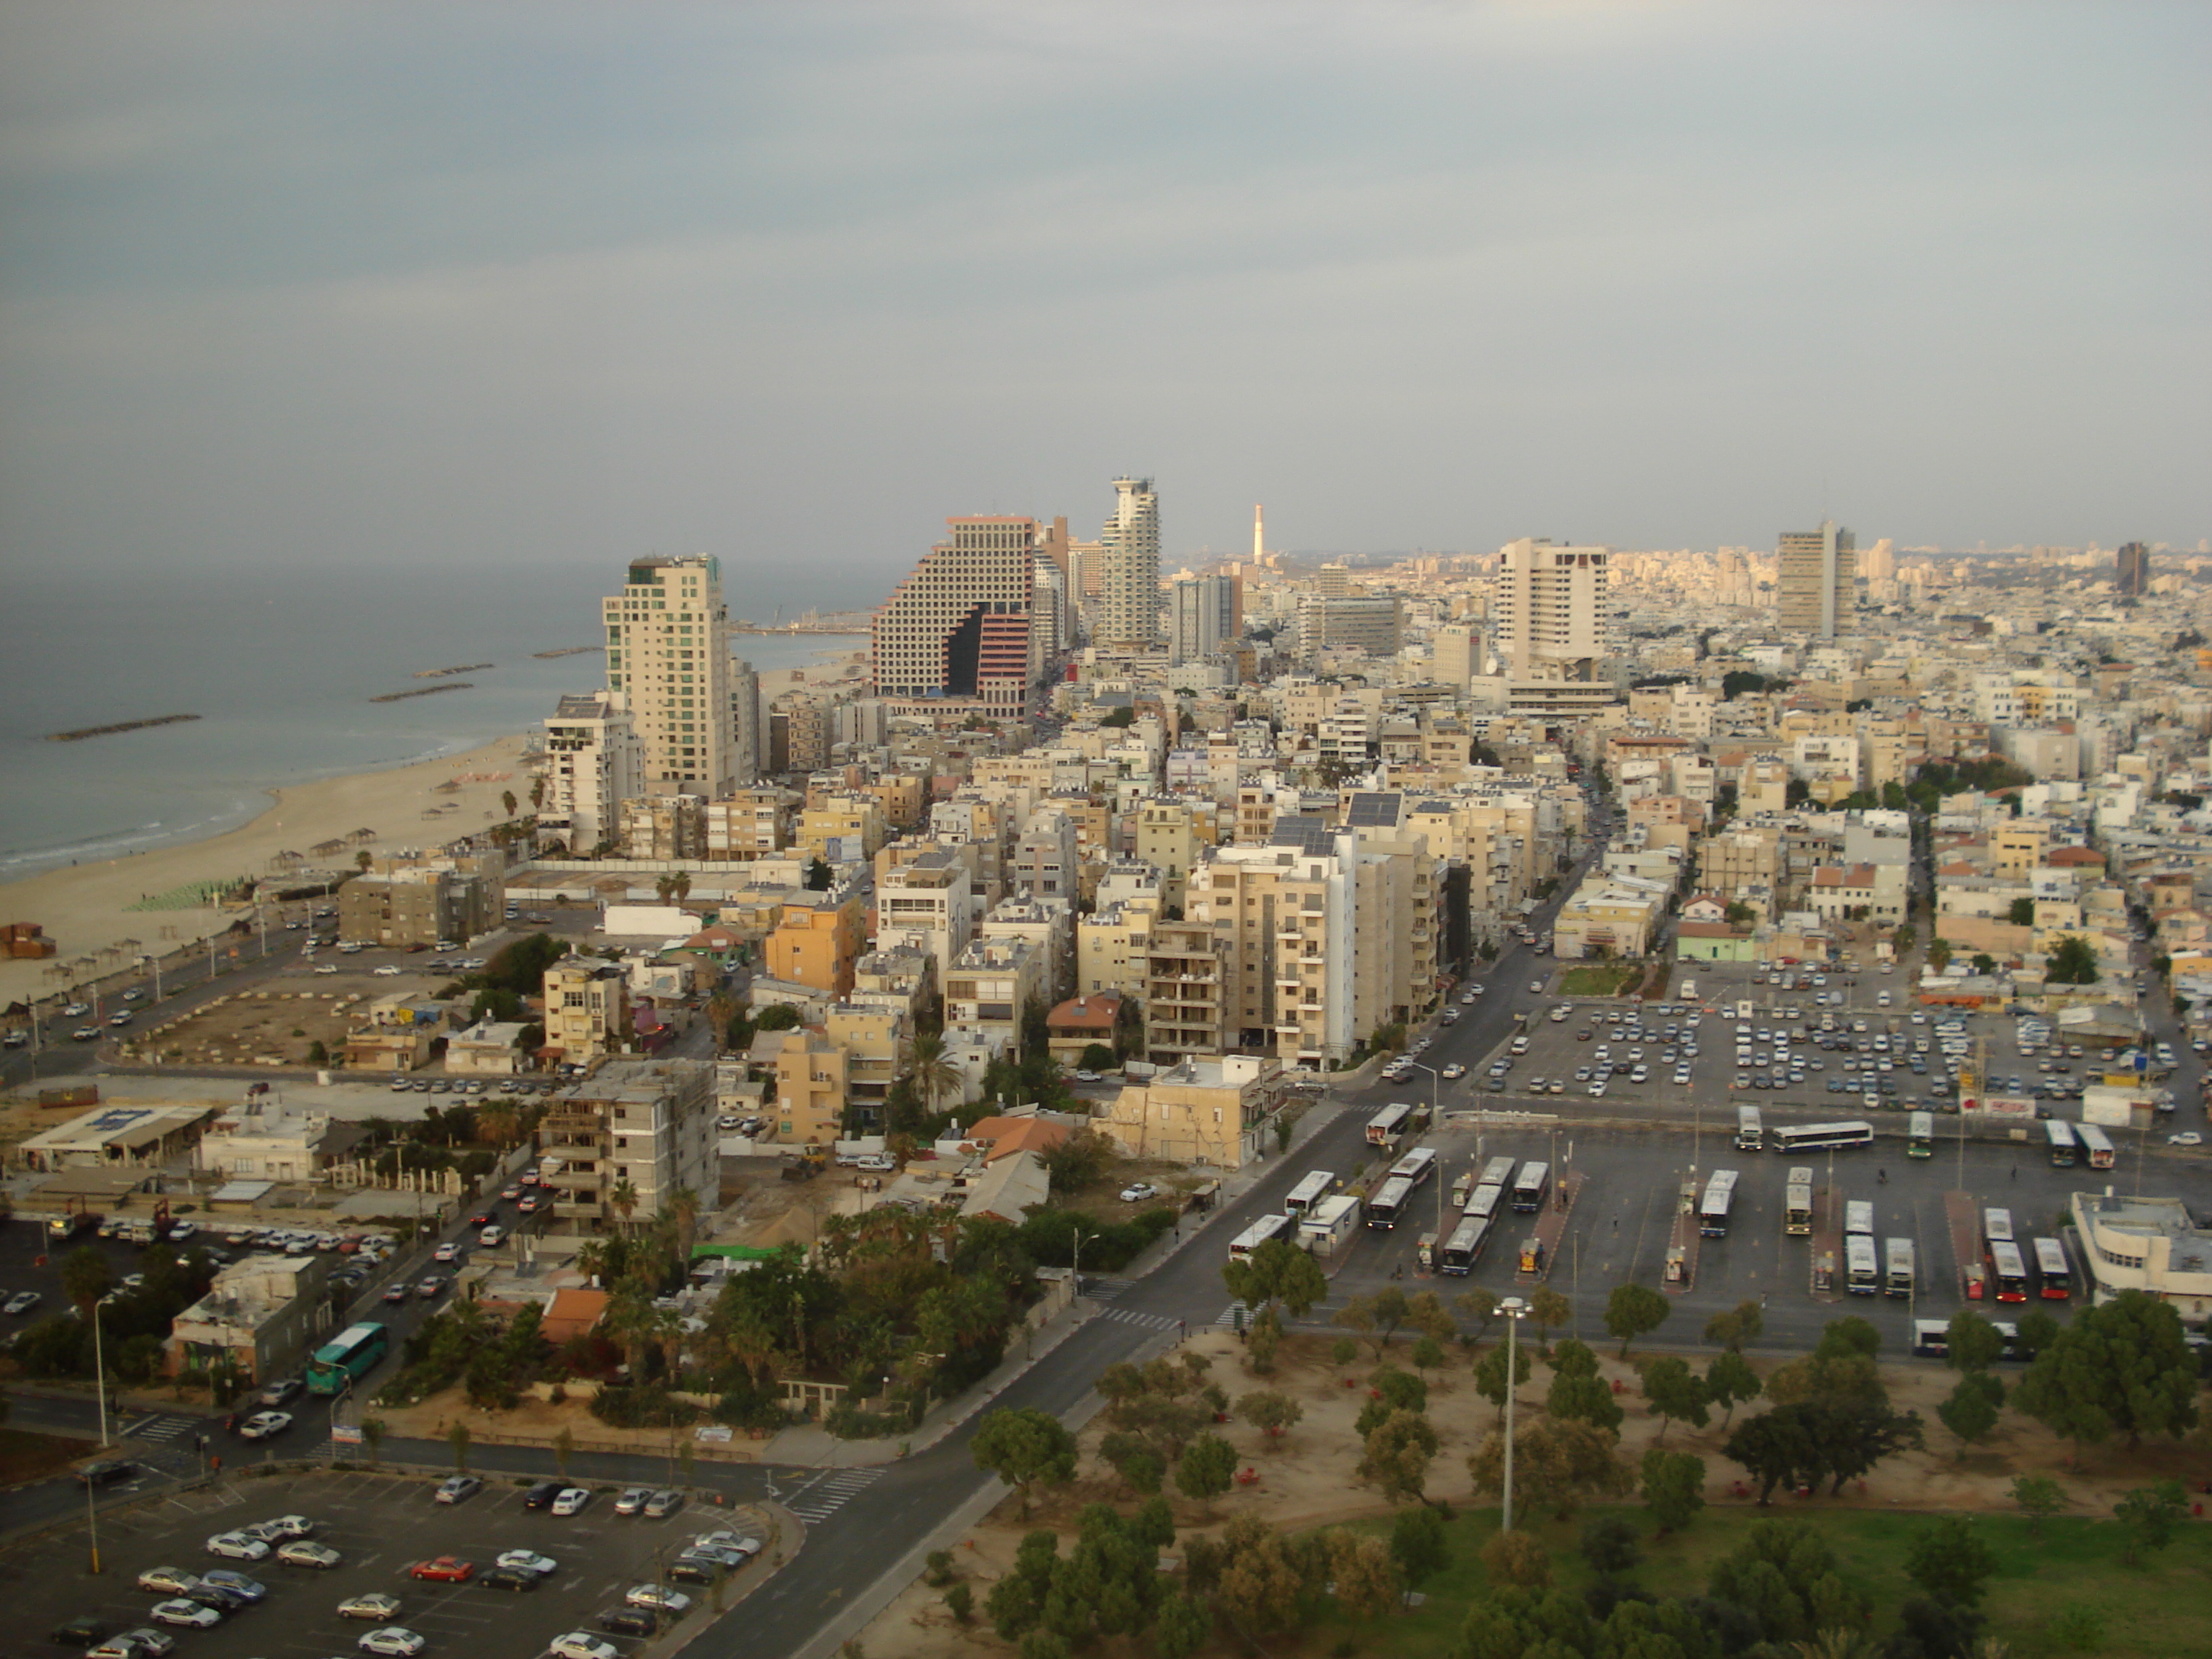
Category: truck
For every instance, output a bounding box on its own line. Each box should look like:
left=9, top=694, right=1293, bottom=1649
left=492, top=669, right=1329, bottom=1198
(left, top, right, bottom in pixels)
left=781, top=1145, right=827, bottom=1181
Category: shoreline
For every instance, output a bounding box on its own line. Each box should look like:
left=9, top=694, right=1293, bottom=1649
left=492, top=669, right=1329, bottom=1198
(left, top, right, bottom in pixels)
left=0, top=649, right=868, bottom=1005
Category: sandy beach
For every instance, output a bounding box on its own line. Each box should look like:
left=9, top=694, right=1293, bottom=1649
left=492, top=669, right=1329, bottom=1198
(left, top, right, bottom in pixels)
left=0, top=652, right=866, bottom=1009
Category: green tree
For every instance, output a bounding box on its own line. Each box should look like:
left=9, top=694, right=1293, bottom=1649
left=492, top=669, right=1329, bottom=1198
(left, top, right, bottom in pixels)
left=552, top=1424, right=575, bottom=1478
left=447, top=1421, right=471, bottom=1474
left=1467, top=1418, right=1630, bottom=1523
left=1324, top=1528, right=1405, bottom=1620
left=59, top=1244, right=114, bottom=1319
left=1480, top=1529, right=1552, bottom=1587
left=1151, top=1593, right=1210, bottom=1659
left=2014, top=1290, right=2199, bottom=1455
left=1905, top=1515, right=1997, bottom=1607
left=1580, top=1514, right=1640, bottom=1575
left=1473, top=1340, right=1532, bottom=1419
left=1454, top=1285, right=1498, bottom=1341
left=1640, top=1356, right=1712, bottom=1442
left=1410, top=1334, right=1447, bottom=1377
left=1547, top=1365, right=1625, bottom=1434
left=1390, top=1503, right=1450, bottom=1591
left=2007, top=896, right=2036, bottom=927
left=1639, top=1447, right=1707, bottom=1536
left=1928, top=937, right=1954, bottom=973
left=1222, top=1236, right=1329, bottom=1319
left=1603, top=1282, right=1670, bottom=1358
left=1936, top=1372, right=2005, bottom=1454
left=1233, top=1389, right=1303, bottom=1448
left=1704, top=1298, right=1764, bottom=1352
left=2010, top=1473, right=2066, bottom=1535
left=1357, top=1408, right=1440, bottom=1505
left=1945, top=1308, right=2007, bottom=1374
left=1333, top=1285, right=1413, bottom=1357
left=1707, top=1349, right=1763, bottom=1426
left=1175, top=1431, right=1238, bottom=1517
left=2113, top=1481, right=2188, bottom=1564
left=1526, top=1287, right=1571, bottom=1347
left=2044, top=933, right=2100, bottom=985
left=971, top=1407, right=1079, bottom=1521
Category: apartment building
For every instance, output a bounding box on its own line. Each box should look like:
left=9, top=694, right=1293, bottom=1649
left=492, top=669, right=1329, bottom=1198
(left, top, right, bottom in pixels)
left=541, top=957, right=630, bottom=1066
left=536, top=1057, right=718, bottom=1235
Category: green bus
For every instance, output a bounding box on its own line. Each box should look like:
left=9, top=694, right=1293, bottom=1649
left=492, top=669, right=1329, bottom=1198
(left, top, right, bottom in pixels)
left=1906, top=1110, right=1934, bottom=1159
left=305, top=1322, right=389, bottom=1395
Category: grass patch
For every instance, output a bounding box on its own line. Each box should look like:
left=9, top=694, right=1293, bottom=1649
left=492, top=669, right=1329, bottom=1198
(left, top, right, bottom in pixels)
left=1559, top=963, right=1640, bottom=997
left=0, top=1428, right=100, bottom=1486
left=1281, top=1504, right=2212, bottom=1658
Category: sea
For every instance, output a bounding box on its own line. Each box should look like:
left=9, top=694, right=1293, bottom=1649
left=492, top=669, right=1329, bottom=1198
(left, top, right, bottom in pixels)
left=0, top=560, right=880, bottom=880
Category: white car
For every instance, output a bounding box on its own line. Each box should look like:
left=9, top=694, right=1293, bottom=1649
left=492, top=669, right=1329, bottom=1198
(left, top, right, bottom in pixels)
left=547, top=1637, right=619, bottom=1659
left=89, top=1632, right=175, bottom=1659
left=148, top=1601, right=222, bottom=1629
left=371, top=965, right=403, bottom=977
left=279, top=1539, right=343, bottom=1569
left=613, top=1485, right=652, bottom=1515
left=137, top=1566, right=202, bottom=1595
left=1441, top=1063, right=1466, bottom=1080
left=238, top=1411, right=292, bottom=1440
left=495, top=1549, right=557, bottom=1577
left=245, top=1513, right=313, bottom=1539
left=1118, top=1182, right=1159, bottom=1203
left=2170, top=1132, right=2203, bottom=1147
left=624, top=1583, right=695, bottom=1614
left=314, top=963, right=340, bottom=975
left=356, top=1631, right=428, bottom=1658
left=338, top=1592, right=403, bottom=1621
left=550, top=1486, right=592, bottom=1515
left=205, top=1531, right=271, bottom=1560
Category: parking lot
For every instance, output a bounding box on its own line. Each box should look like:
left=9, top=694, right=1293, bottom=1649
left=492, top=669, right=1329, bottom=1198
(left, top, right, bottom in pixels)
left=9, top=1467, right=766, bottom=1658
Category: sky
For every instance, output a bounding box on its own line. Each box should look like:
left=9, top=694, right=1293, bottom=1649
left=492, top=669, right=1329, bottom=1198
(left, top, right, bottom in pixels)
left=1, top=1, right=2207, bottom=606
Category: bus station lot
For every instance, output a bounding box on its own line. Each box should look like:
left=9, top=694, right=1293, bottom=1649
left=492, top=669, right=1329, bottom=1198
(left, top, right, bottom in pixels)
left=11, top=1467, right=757, bottom=1658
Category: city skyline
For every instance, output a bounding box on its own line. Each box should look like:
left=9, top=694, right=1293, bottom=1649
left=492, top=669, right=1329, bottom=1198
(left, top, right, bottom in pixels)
left=1, top=3, right=2205, bottom=601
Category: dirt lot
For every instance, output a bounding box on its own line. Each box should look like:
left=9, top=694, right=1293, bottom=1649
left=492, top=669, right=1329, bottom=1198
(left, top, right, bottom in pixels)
left=851, top=1327, right=2212, bottom=1659
left=117, top=985, right=376, bottom=1068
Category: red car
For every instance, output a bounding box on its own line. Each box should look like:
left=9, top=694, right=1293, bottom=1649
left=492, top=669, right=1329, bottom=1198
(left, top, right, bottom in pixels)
left=410, top=1555, right=475, bottom=1582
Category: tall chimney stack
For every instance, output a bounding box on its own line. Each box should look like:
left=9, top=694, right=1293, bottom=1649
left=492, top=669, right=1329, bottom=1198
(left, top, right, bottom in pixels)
left=1252, top=505, right=1264, bottom=562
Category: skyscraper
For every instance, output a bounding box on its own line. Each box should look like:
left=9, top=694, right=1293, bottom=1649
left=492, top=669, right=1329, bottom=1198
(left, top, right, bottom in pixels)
left=600, top=555, right=750, bottom=796
left=870, top=516, right=1040, bottom=717
left=1776, top=520, right=1856, bottom=639
left=1492, top=538, right=1614, bottom=682
left=1169, top=574, right=1239, bottom=665
left=2116, top=541, right=2150, bottom=598
left=1094, top=476, right=1160, bottom=649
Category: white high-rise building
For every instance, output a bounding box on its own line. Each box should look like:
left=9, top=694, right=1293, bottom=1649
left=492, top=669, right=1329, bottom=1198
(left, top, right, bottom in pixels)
left=1095, top=476, right=1161, bottom=649
left=1169, top=574, right=1238, bottom=665
left=601, top=556, right=750, bottom=796
left=1776, top=521, right=1856, bottom=639
left=541, top=692, right=640, bottom=855
left=1492, top=538, right=1615, bottom=682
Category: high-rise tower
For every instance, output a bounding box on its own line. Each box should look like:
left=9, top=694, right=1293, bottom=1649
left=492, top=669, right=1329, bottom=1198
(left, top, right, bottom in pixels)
left=600, top=555, right=748, bottom=796
left=1776, top=520, right=1856, bottom=639
left=2116, top=541, right=2150, bottom=598
left=1492, top=538, right=1614, bottom=682
left=1094, top=476, right=1161, bottom=649
left=870, top=516, right=1040, bottom=717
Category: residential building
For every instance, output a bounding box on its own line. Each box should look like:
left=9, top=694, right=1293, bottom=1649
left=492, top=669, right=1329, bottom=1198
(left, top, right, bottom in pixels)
left=1776, top=520, right=1856, bottom=639
left=536, top=1056, right=719, bottom=1235
left=195, top=1102, right=361, bottom=1180
left=875, top=846, right=976, bottom=980
left=767, top=1028, right=848, bottom=1146
left=764, top=889, right=867, bottom=999
left=943, top=937, right=1046, bottom=1048
left=871, top=515, right=1042, bottom=718
left=338, top=853, right=504, bottom=948
left=541, top=692, right=640, bottom=854
left=541, top=957, right=630, bottom=1066
left=2115, top=541, right=2150, bottom=598
left=1296, top=595, right=1404, bottom=664
left=166, top=1254, right=333, bottom=1387
left=1095, top=476, right=1161, bottom=650
left=1097, top=1054, right=1285, bottom=1171
left=2069, top=1191, right=2211, bottom=1318
left=1169, top=574, right=1239, bottom=665
left=824, top=1002, right=904, bottom=1132
left=601, top=555, right=752, bottom=796
left=1492, top=538, right=1615, bottom=684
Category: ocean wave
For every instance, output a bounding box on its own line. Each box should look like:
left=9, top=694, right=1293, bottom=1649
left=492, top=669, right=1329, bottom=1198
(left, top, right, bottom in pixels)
left=0, top=803, right=259, bottom=876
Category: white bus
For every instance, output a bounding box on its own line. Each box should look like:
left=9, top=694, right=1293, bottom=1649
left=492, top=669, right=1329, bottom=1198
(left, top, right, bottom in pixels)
left=1228, top=1213, right=1295, bottom=1262
left=2076, top=1122, right=2116, bottom=1170
left=1477, top=1156, right=1519, bottom=1192
left=1285, top=1170, right=1336, bottom=1215
left=1989, top=1239, right=2029, bottom=1303
left=2044, top=1119, right=2077, bottom=1168
left=1844, top=1200, right=1875, bottom=1238
left=1365, top=1178, right=1417, bottom=1231
left=1511, top=1161, right=1551, bottom=1213
left=1735, top=1107, right=1763, bottom=1152
left=1907, top=1111, right=1935, bottom=1159
left=1772, top=1120, right=1875, bottom=1155
left=1365, top=1103, right=1415, bottom=1148
left=1845, top=1233, right=1881, bottom=1295
left=1388, top=1146, right=1439, bottom=1190
left=1884, top=1238, right=1915, bottom=1299
left=1699, top=1169, right=1740, bottom=1237
left=1464, top=1182, right=1508, bottom=1224
left=1784, top=1166, right=1815, bottom=1236
left=2032, top=1236, right=2072, bottom=1300
left=1439, top=1214, right=1493, bottom=1275
left=1982, top=1207, right=2016, bottom=1246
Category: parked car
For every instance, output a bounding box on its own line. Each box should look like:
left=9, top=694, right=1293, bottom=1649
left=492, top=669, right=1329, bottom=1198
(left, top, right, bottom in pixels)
left=279, top=1539, right=343, bottom=1569
left=356, top=1632, right=428, bottom=1658
left=494, top=1550, right=557, bottom=1577
left=475, top=1566, right=541, bottom=1592
left=199, top=1570, right=266, bottom=1602
left=204, top=1532, right=270, bottom=1560
left=1118, top=1182, right=1159, bottom=1203
left=243, top=1514, right=313, bottom=1541
left=86, top=1631, right=175, bottom=1659
left=409, top=1555, right=475, bottom=1582
left=551, top=1486, right=592, bottom=1516
left=547, top=1635, right=619, bottom=1659
left=643, top=1488, right=683, bottom=1519
left=148, top=1602, right=221, bottom=1630
left=596, top=1607, right=658, bottom=1637
left=613, top=1485, right=651, bottom=1515
left=338, top=1593, right=402, bottom=1621
left=522, top=1480, right=565, bottom=1509
left=237, top=1411, right=292, bottom=1440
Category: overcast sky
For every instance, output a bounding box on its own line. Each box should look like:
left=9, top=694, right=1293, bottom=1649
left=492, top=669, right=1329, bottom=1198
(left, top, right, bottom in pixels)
left=2, top=2, right=2206, bottom=602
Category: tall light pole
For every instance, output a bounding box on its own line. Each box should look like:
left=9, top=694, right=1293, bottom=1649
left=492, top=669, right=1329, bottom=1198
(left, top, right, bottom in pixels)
left=1406, top=1061, right=1444, bottom=1240
left=91, top=1289, right=122, bottom=1448
left=1498, top=1295, right=1528, bottom=1531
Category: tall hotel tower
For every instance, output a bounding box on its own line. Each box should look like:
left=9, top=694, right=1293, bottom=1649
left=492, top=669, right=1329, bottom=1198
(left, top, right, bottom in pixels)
left=871, top=516, right=1041, bottom=718
left=1493, top=538, right=1614, bottom=682
left=600, top=556, right=751, bottom=796
left=1094, top=476, right=1161, bottom=649
left=1776, top=520, right=1856, bottom=639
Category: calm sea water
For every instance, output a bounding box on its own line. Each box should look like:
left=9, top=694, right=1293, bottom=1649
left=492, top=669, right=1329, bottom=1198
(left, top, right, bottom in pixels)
left=0, top=561, right=877, bottom=877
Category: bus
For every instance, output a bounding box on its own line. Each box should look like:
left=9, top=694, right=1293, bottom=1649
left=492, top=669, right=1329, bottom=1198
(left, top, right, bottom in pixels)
left=1285, top=1170, right=1335, bottom=1215
left=1844, top=1234, right=1881, bottom=1295
left=1982, top=1208, right=2015, bottom=1246
left=1844, top=1200, right=1875, bottom=1238
left=1228, top=1214, right=1295, bottom=1262
left=1465, top=1182, right=1508, bottom=1224
left=1988, top=1239, right=2029, bottom=1303
left=2044, top=1119, right=2077, bottom=1168
left=1388, top=1146, right=1439, bottom=1190
left=306, top=1322, right=390, bottom=1395
left=1365, top=1179, right=1416, bottom=1231
left=1784, top=1166, right=1815, bottom=1236
left=1699, top=1169, right=1740, bottom=1237
left=1907, top=1111, right=1935, bottom=1159
left=1478, top=1156, right=1518, bottom=1192
left=1365, top=1103, right=1415, bottom=1148
left=1735, top=1107, right=1763, bottom=1152
left=1511, top=1161, right=1551, bottom=1213
left=1772, top=1120, right=1875, bottom=1155
left=2076, top=1122, right=2116, bottom=1170
left=1884, top=1238, right=1915, bottom=1299
left=1439, top=1214, right=1492, bottom=1275
left=2032, top=1236, right=2072, bottom=1300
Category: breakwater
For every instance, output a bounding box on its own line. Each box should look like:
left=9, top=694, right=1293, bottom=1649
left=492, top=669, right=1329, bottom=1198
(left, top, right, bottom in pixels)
left=47, top=714, right=202, bottom=742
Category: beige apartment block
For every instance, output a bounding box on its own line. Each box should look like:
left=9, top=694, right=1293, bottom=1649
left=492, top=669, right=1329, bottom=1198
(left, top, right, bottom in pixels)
left=537, top=1056, right=718, bottom=1234
left=542, top=957, right=630, bottom=1066
left=1099, top=1054, right=1286, bottom=1171
left=825, top=1002, right=905, bottom=1130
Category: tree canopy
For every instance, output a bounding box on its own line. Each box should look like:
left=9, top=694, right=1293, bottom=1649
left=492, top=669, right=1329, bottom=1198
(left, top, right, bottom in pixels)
left=2013, top=1290, right=2199, bottom=1450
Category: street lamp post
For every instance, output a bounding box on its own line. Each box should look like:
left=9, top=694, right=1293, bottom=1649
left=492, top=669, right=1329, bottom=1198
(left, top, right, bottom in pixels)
left=1498, top=1295, right=1528, bottom=1531
left=1406, top=1061, right=1445, bottom=1239
left=91, top=1289, right=122, bottom=1448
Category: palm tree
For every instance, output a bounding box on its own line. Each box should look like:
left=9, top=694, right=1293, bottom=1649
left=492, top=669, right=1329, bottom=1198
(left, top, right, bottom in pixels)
left=501, top=789, right=518, bottom=819
left=609, top=1178, right=640, bottom=1236
left=667, top=1187, right=702, bottom=1263
left=905, top=1031, right=961, bottom=1120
